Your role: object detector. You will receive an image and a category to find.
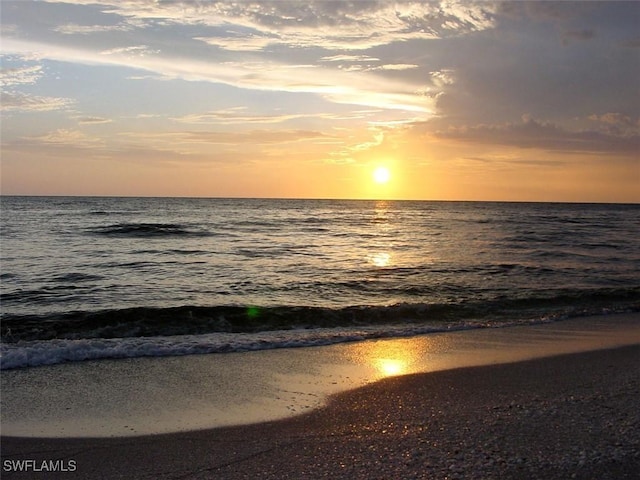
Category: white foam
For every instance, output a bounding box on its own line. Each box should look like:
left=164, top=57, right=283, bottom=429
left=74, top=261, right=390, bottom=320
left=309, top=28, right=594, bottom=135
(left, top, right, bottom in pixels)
left=0, top=323, right=478, bottom=370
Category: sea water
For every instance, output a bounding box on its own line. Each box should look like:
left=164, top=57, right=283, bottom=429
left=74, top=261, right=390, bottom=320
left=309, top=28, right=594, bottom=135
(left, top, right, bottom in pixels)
left=1, top=197, right=639, bottom=369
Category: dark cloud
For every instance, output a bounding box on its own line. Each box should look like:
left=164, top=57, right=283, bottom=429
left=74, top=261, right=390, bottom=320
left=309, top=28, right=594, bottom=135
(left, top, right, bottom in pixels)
left=620, top=37, right=640, bottom=48
left=419, top=1, right=640, bottom=129
left=561, top=29, right=596, bottom=45
left=434, top=116, right=640, bottom=154
left=463, top=156, right=567, bottom=167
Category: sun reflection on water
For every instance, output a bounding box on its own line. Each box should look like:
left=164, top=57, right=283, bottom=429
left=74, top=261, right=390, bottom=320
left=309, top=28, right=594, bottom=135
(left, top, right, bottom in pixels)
left=370, top=252, right=391, bottom=267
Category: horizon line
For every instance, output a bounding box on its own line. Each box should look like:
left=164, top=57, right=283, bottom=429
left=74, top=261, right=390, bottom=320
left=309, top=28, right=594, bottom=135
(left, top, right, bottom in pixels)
left=1, top=194, right=638, bottom=206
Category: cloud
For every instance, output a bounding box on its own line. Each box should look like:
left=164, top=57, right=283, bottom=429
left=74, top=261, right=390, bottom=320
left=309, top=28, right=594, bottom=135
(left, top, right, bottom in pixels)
left=531, top=3, right=581, bottom=21
left=320, top=55, right=380, bottom=63
left=1, top=64, right=72, bottom=112
left=375, top=64, right=419, bottom=71
left=462, top=155, right=566, bottom=168
left=430, top=69, right=456, bottom=87
left=42, top=1, right=498, bottom=51
left=118, top=128, right=332, bottom=147
left=184, top=129, right=331, bottom=145
left=587, top=112, right=639, bottom=136
left=562, top=29, right=596, bottom=45
left=194, top=35, right=275, bottom=52
left=321, top=126, right=391, bottom=164
left=0, top=65, right=43, bottom=86
left=434, top=115, right=640, bottom=154
left=76, top=116, right=112, bottom=125
left=20, top=128, right=105, bottom=148
left=621, top=37, right=640, bottom=48
left=100, top=45, right=158, bottom=57
left=588, top=112, right=635, bottom=126
left=172, top=108, right=344, bottom=125
left=1, top=37, right=435, bottom=114
left=0, top=1, right=501, bottom=119
left=333, top=62, right=419, bottom=73
left=0, top=91, right=73, bottom=112
left=349, top=130, right=385, bottom=152
left=54, top=23, right=132, bottom=35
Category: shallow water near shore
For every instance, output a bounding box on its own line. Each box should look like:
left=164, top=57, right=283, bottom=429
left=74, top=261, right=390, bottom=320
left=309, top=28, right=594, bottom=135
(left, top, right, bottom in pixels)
left=2, top=313, right=639, bottom=438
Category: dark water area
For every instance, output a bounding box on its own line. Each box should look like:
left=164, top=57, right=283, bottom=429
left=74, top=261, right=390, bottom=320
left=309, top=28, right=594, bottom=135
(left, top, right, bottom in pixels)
left=1, top=197, right=639, bottom=368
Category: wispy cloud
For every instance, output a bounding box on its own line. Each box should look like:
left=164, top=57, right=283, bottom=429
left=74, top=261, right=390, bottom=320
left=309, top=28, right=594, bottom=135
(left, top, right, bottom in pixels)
left=21, top=128, right=105, bottom=148
left=2, top=37, right=435, bottom=114
left=172, top=108, right=371, bottom=126
left=194, top=35, right=275, bottom=52
left=462, top=154, right=567, bottom=168
left=588, top=112, right=639, bottom=137
left=1, top=63, right=73, bottom=112
left=173, top=108, right=304, bottom=125
left=320, top=55, right=380, bottom=63
left=338, top=63, right=419, bottom=73
left=0, top=91, right=73, bottom=112
left=118, top=128, right=333, bottom=149
left=184, top=129, right=332, bottom=145
left=100, top=45, right=158, bottom=57
left=60, top=1, right=497, bottom=50
left=0, top=65, right=43, bottom=86
left=54, top=23, right=132, bottom=35
left=76, top=116, right=113, bottom=125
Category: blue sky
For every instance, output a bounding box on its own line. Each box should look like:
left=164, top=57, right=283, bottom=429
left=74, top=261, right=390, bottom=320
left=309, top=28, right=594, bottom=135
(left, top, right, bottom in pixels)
left=1, top=1, right=639, bottom=201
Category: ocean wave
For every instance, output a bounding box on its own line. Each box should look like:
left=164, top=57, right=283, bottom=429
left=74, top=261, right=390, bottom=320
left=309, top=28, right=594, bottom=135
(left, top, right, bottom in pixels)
left=0, top=320, right=526, bottom=370
left=51, top=272, right=104, bottom=283
left=2, top=287, right=638, bottom=345
left=89, top=223, right=212, bottom=238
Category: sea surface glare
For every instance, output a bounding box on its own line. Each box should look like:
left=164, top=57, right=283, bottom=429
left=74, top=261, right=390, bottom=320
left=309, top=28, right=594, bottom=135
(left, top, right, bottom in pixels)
left=1, top=197, right=639, bottom=369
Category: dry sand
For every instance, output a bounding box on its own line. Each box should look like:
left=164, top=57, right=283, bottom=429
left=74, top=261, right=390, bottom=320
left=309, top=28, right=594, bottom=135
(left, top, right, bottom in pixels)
left=2, top=345, right=639, bottom=479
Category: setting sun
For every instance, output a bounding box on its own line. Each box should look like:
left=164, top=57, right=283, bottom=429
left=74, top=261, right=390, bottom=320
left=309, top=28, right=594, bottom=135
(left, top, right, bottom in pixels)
left=373, top=167, right=391, bottom=184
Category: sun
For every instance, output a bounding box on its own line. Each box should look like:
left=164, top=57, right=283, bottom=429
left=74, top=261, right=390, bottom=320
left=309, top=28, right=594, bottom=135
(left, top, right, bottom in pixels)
left=373, top=166, right=391, bottom=184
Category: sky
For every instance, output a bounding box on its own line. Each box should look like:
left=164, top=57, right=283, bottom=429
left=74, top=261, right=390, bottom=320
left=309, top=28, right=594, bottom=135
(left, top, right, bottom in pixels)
left=1, top=0, right=639, bottom=202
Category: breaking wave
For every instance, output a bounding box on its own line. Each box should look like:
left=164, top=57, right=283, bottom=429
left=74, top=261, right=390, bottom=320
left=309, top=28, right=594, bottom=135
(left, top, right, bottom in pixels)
left=2, top=287, right=638, bottom=370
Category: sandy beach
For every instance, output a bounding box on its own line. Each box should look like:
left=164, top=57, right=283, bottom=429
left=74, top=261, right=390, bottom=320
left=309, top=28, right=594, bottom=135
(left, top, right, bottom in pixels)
left=2, top=330, right=639, bottom=478
left=3, top=314, right=640, bottom=438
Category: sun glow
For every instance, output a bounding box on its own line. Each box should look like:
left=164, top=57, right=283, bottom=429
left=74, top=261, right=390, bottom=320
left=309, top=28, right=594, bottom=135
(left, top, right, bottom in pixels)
left=370, top=252, right=391, bottom=267
left=373, top=166, right=391, bottom=184
left=376, top=358, right=406, bottom=377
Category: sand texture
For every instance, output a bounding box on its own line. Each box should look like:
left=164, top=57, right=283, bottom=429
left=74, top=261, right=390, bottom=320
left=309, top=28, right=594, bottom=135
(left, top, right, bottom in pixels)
left=2, top=345, right=639, bottom=479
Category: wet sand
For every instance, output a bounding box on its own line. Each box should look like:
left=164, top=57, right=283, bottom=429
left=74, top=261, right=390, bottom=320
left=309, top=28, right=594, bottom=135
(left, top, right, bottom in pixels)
left=2, top=343, right=639, bottom=479
left=3, top=314, right=640, bottom=438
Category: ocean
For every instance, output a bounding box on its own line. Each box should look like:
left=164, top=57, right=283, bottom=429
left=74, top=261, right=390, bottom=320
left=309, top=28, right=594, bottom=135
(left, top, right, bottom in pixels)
left=1, top=196, right=639, bottom=370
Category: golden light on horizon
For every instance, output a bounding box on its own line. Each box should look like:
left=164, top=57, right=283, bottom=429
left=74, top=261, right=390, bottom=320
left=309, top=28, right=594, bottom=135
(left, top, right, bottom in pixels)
left=373, top=166, right=391, bottom=184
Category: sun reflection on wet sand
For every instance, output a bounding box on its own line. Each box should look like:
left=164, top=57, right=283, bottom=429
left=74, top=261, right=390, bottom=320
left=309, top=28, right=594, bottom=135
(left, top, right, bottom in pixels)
left=376, top=358, right=406, bottom=376
left=344, top=337, right=431, bottom=379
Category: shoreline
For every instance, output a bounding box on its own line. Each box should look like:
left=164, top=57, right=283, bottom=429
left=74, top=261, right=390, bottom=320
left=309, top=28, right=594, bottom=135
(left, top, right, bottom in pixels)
left=2, top=313, right=640, bottom=438
left=2, top=345, right=639, bottom=479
